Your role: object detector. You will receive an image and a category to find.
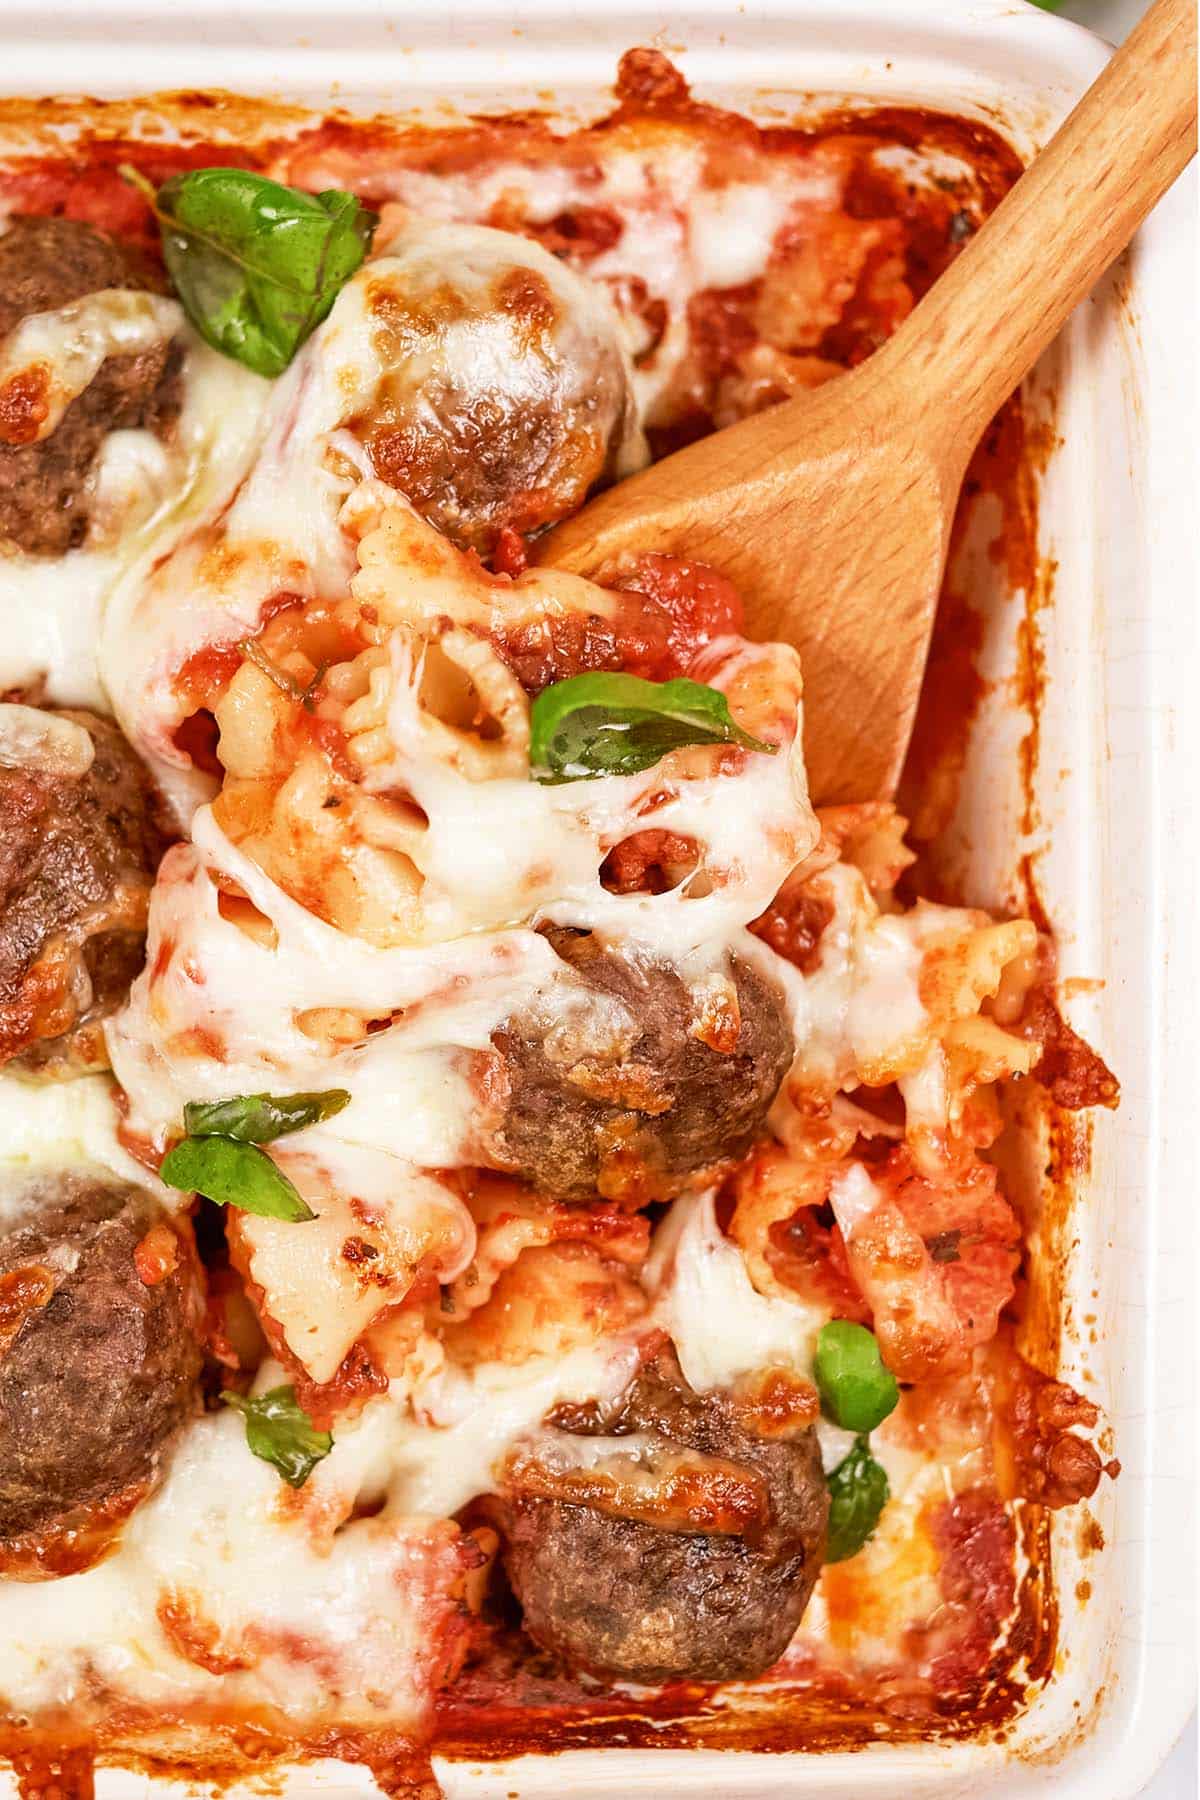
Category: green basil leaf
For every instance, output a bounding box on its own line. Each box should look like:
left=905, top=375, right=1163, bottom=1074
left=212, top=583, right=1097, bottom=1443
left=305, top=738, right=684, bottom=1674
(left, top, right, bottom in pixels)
left=825, top=1436, right=890, bottom=1563
left=529, top=672, right=776, bottom=784
left=123, top=165, right=377, bottom=377
left=814, top=1320, right=900, bottom=1434
left=183, top=1088, right=350, bottom=1144
left=159, top=1135, right=314, bottom=1222
left=222, top=1384, right=332, bottom=1488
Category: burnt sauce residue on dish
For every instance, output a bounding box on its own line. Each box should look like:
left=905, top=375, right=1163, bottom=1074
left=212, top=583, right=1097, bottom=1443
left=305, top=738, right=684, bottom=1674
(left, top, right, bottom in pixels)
left=0, top=43, right=1118, bottom=1792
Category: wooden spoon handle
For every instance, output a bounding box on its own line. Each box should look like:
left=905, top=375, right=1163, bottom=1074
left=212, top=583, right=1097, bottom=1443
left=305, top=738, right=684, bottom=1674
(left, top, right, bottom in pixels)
left=889, top=0, right=1197, bottom=462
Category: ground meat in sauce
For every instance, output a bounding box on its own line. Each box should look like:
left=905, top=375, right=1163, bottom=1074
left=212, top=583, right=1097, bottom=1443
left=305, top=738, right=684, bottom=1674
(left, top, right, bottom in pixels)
left=0, top=706, right=170, bottom=1074
left=1021, top=987, right=1120, bottom=1111
left=496, top=588, right=678, bottom=694
left=0, top=1172, right=202, bottom=1578
left=922, top=1486, right=1017, bottom=1694
left=482, top=926, right=795, bottom=1204
left=749, top=882, right=836, bottom=974
left=496, top=551, right=747, bottom=698
left=992, top=1349, right=1119, bottom=1510
left=498, top=1345, right=828, bottom=1683
left=0, top=215, right=182, bottom=556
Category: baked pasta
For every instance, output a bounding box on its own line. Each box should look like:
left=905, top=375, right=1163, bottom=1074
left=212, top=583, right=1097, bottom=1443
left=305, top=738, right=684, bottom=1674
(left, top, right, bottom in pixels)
left=0, top=48, right=1119, bottom=1796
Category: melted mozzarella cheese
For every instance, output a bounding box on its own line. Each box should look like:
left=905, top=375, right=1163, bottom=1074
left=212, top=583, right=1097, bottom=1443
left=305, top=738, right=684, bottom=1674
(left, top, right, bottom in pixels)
left=298, top=141, right=845, bottom=419
left=533, top=731, right=816, bottom=958
left=2, top=331, right=270, bottom=720
left=0, top=1342, right=639, bottom=1721
left=551, top=147, right=834, bottom=418
left=815, top=1418, right=859, bottom=1475
left=795, top=1403, right=991, bottom=1673
left=645, top=1189, right=829, bottom=1391
left=0, top=289, right=183, bottom=441
left=0, top=703, right=93, bottom=774
left=97, top=266, right=424, bottom=772
left=754, top=860, right=934, bottom=1097
left=827, top=1161, right=882, bottom=1238
left=109, top=229, right=642, bottom=787
left=106, top=818, right=566, bottom=1372
left=366, top=1337, right=645, bottom=1518
left=0, top=331, right=289, bottom=1273
left=0, top=1399, right=460, bottom=1725
left=361, top=217, right=646, bottom=479
left=794, top=1461, right=944, bottom=1671
left=340, top=488, right=820, bottom=954
left=363, top=702, right=815, bottom=959
left=110, top=738, right=816, bottom=1368
left=0, top=1070, right=157, bottom=1192
left=0, top=543, right=118, bottom=708
left=687, top=180, right=796, bottom=289
left=106, top=817, right=561, bottom=1157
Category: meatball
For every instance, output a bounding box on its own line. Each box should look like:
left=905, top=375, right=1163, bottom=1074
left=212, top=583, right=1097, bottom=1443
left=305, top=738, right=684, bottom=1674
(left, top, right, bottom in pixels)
left=350, top=220, right=644, bottom=554
left=0, top=704, right=171, bottom=1074
left=0, top=215, right=182, bottom=556
left=483, top=927, right=794, bottom=1202
left=0, top=1171, right=203, bottom=1578
left=499, top=1348, right=828, bottom=1683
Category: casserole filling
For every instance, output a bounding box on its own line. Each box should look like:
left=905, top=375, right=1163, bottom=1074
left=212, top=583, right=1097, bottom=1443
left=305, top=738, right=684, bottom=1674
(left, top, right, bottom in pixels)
left=0, top=47, right=1118, bottom=1786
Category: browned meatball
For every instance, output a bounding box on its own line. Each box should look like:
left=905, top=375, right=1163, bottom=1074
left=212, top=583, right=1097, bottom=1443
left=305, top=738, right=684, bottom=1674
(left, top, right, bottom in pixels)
left=0, top=215, right=183, bottom=556
left=498, top=1348, right=828, bottom=1683
left=350, top=221, right=643, bottom=554
left=482, top=927, right=794, bottom=1203
left=0, top=1171, right=203, bottom=1578
left=0, top=706, right=171, bottom=1074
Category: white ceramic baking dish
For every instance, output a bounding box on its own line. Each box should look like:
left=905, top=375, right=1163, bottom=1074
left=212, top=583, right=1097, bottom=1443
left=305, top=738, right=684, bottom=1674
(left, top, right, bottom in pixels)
left=0, top=1, right=1192, bottom=1795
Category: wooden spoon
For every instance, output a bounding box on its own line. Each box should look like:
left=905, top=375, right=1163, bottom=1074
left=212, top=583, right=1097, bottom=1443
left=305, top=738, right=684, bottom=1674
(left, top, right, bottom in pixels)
left=538, top=0, right=1196, bottom=804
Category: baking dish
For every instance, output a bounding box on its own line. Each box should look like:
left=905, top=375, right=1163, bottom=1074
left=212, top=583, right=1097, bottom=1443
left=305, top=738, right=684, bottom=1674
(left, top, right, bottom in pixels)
left=0, top=0, right=1192, bottom=1795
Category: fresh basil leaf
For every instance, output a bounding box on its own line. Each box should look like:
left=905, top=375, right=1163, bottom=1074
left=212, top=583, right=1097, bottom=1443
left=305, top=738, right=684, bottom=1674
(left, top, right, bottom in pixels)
left=123, top=165, right=377, bottom=377
left=529, top=672, right=776, bottom=784
left=159, top=1135, right=314, bottom=1222
left=825, top=1436, right=890, bottom=1563
left=814, top=1320, right=900, bottom=1434
left=222, top=1384, right=332, bottom=1488
left=183, top=1088, right=350, bottom=1144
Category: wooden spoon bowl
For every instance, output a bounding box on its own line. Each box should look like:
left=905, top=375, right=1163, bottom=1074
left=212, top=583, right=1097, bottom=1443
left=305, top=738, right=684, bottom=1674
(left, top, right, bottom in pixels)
left=538, top=0, right=1196, bottom=804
